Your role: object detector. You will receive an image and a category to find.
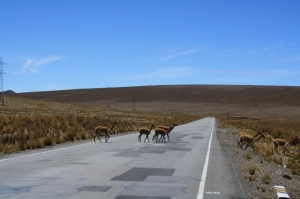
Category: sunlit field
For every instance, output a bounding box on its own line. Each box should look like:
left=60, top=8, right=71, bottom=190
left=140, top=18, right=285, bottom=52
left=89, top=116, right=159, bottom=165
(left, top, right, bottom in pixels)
left=0, top=96, right=200, bottom=154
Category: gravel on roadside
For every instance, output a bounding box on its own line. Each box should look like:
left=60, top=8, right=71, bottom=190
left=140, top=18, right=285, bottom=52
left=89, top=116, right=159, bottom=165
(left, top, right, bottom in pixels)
left=217, top=124, right=300, bottom=199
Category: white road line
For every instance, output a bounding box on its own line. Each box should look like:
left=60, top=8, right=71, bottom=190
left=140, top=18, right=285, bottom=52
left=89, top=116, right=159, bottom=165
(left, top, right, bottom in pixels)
left=197, top=118, right=215, bottom=199
left=0, top=133, right=136, bottom=163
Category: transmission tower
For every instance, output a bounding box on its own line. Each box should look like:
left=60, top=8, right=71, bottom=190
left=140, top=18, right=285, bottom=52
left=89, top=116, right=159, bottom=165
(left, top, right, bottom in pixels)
left=0, top=57, right=6, bottom=106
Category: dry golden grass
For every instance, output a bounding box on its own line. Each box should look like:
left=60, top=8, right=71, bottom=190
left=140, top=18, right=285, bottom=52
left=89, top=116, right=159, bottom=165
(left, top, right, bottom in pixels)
left=219, top=117, right=300, bottom=176
left=3, top=84, right=300, bottom=175
left=0, top=96, right=200, bottom=154
left=261, top=174, right=271, bottom=184
left=219, top=117, right=300, bottom=139
left=257, top=186, right=267, bottom=193
left=245, top=154, right=253, bottom=160
left=248, top=165, right=260, bottom=175
left=248, top=175, right=257, bottom=181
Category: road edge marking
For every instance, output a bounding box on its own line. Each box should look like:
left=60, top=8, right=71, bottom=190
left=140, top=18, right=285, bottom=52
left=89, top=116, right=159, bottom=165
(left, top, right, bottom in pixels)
left=197, top=118, right=215, bottom=199
left=0, top=133, right=136, bottom=162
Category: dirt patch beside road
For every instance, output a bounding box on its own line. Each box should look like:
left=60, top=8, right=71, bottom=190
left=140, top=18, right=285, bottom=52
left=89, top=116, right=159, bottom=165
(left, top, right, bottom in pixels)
left=217, top=124, right=300, bottom=199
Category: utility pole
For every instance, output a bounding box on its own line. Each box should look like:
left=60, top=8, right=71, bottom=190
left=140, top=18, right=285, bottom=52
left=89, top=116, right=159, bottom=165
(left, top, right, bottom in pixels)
left=0, top=57, right=6, bottom=106
left=132, top=93, right=136, bottom=112
left=227, top=112, right=230, bottom=120
left=106, top=86, right=110, bottom=109
left=63, top=95, right=71, bottom=103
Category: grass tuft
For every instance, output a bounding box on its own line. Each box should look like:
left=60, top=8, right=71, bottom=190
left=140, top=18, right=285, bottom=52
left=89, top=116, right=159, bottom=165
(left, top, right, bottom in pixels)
left=248, top=165, right=259, bottom=175
left=273, top=156, right=283, bottom=166
left=261, top=174, right=271, bottom=184
left=43, top=137, right=52, bottom=146
left=245, top=154, right=252, bottom=160
left=248, top=175, right=256, bottom=181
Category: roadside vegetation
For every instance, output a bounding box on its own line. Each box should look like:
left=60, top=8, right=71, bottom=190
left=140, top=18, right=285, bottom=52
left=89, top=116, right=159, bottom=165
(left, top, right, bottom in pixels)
left=218, top=117, right=300, bottom=176
left=218, top=117, right=300, bottom=198
left=0, top=96, right=200, bottom=154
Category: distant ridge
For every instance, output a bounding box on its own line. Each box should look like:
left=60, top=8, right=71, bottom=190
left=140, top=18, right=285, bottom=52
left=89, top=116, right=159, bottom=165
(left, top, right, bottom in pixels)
left=10, top=85, right=300, bottom=118
left=13, top=85, right=300, bottom=105
left=3, top=90, right=16, bottom=94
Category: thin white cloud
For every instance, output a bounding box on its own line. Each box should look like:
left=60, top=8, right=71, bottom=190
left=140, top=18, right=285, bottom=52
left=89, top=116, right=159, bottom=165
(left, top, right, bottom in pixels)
left=135, top=67, right=197, bottom=79
left=248, top=44, right=281, bottom=54
left=35, top=56, right=64, bottom=66
left=247, top=42, right=299, bottom=55
left=207, top=70, right=300, bottom=76
left=162, top=48, right=199, bottom=60
left=15, top=56, right=65, bottom=74
left=207, top=70, right=268, bottom=75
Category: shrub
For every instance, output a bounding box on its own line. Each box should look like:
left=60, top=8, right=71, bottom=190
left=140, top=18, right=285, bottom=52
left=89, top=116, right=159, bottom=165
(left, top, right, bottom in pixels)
left=248, top=165, right=259, bottom=175
left=248, top=175, right=256, bottom=181
left=291, top=168, right=300, bottom=175
left=257, top=186, right=267, bottom=192
left=2, top=146, right=12, bottom=154
left=0, top=143, right=4, bottom=152
left=273, top=156, right=283, bottom=166
left=18, top=137, right=26, bottom=151
left=245, top=154, right=252, bottom=160
left=43, top=137, right=52, bottom=147
left=53, top=137, right=61, bottom=144
left=63, top=131, right=76, bottom=141
left=262, top=174, right=271, bottom=184
left=36, top=140, right=43, bottom=148
left=263, top=154, right=272, bottom=162
left=292, top=152, right=300, bottom=161
left=286, top=159, right=297, bottom=169
left=29, top=140, right=43, bottom=149
left=80, top=132, right=86, bottom=140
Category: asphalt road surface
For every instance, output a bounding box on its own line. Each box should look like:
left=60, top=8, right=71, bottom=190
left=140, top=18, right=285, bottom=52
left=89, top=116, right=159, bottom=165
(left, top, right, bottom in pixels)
left=0, top=117, right=246, bottom=199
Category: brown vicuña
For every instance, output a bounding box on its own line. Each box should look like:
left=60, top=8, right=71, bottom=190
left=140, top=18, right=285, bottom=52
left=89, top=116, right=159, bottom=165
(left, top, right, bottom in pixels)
left=152, top=127, right=172, bottom=143
left=156, top=124, right=178, bottom=142
left=238, top=131, right=264, bottom=150
left=94, top=120, right=118, bottom=143
left=236, top=132, right=251, bottom=148
left=138, top=122, right=154, bottom=143
left=272, top=136, right=299, bottom=155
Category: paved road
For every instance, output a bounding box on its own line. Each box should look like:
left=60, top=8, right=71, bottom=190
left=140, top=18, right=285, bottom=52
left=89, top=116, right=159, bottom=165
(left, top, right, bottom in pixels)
left=0, top=117, right=246, bottom=199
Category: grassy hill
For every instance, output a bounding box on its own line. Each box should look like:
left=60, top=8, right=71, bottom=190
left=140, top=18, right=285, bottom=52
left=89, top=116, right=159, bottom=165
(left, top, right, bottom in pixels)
left=1, top=85, right=300, bottom=178
left=12, top=85, right=300, bottom=119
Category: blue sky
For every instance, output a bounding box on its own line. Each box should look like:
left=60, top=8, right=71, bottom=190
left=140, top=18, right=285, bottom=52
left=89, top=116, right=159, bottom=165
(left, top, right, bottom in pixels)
left=1, top=0, right=299, bottom=93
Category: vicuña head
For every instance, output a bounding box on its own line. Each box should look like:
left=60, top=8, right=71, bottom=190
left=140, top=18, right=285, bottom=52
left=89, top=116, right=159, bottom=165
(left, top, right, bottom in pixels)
left=286, top=136, right=299, bottom=146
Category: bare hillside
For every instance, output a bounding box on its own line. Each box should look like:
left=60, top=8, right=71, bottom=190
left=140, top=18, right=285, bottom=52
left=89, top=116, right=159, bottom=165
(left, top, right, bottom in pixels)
left=11, top=85, right=300, bottom=118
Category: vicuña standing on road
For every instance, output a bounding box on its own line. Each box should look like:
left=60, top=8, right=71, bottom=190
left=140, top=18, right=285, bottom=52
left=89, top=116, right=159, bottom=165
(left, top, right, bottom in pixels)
left=138, top=122, right=154, bottom=143
left=156, top=124, right=178, bottom=142
left=94, top=120, right=118, bottom=143
left=152, top=126, right=174, bottom=143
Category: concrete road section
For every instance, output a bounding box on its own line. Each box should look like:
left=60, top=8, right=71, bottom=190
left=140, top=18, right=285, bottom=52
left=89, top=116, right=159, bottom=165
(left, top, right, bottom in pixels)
left=0, top=117, right=245, bottom=199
